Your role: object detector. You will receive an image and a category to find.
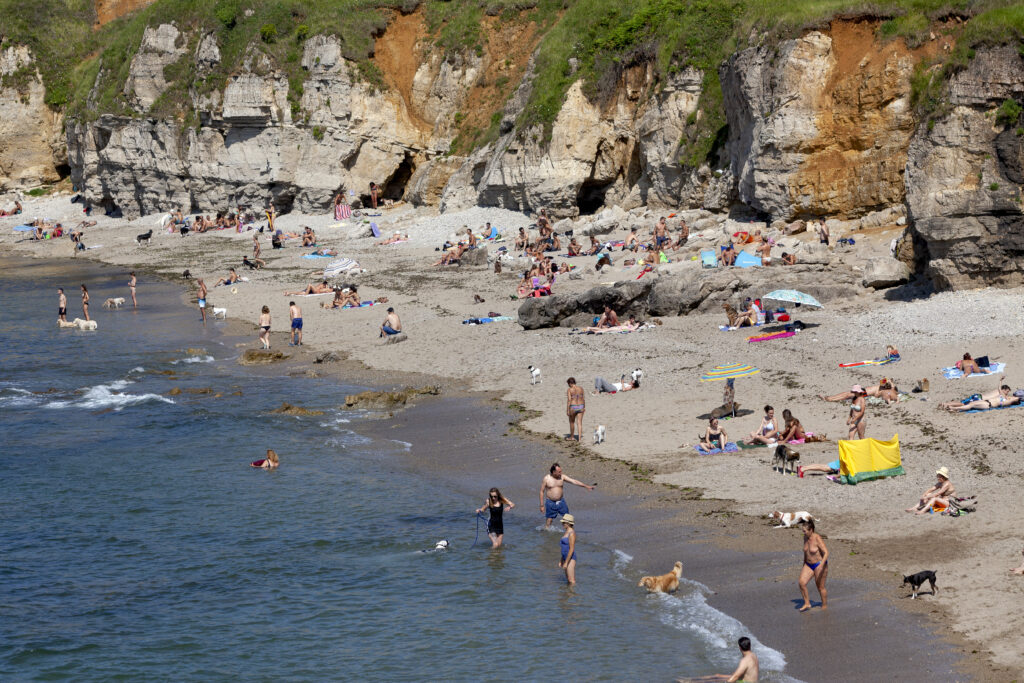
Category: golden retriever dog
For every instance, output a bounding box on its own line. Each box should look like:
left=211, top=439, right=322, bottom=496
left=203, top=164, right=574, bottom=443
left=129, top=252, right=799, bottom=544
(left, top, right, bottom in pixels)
left=638, top=561, right=683, bottom=593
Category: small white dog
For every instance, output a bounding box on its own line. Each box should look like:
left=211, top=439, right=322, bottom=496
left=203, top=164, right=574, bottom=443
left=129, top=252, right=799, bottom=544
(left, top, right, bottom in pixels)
left=631, top=368, right=644, bottom=383
left=768, top=510, right=814, bottom=528
left=72, top=318, right=98, bottom=331
left=103, top=297, right=126, bottom=308
left=57, top=318, right=77, bottom=328
left=212, top=307, right=227, bottom=319
left=434, top=539, right=450, bottom=550
left=528, top=365, right=542, bottom=385
left=594, top=424, right=606, bottom=444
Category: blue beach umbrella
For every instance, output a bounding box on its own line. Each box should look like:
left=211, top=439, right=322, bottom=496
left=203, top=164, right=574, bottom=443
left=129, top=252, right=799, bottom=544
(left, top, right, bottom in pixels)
left=700, top=363, right=761, bottom=382
left=762, top=289, right=823, bottom=308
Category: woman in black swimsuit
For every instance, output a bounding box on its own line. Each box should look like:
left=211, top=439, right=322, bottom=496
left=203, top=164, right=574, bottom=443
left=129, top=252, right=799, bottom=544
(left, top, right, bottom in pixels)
left=699, top=417, right=728, bottom=451
left=476, top=487, right=515, bottom=548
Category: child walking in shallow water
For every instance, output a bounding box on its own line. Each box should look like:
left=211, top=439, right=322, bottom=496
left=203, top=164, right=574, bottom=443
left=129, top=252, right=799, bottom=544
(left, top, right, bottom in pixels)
left=258, top=305, right=271, bottom=349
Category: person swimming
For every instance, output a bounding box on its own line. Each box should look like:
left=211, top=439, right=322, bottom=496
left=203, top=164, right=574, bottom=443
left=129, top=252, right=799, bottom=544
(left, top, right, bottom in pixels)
left=250, top=449, right=280, bottom=469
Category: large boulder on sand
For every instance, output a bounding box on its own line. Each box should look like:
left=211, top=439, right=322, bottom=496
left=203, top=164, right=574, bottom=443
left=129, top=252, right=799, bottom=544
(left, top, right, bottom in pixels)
left=461, top=245, right=488, bottom=267
left=862, top=258, right=911, bottom=289
left=517, top=294, right=580, bottom=330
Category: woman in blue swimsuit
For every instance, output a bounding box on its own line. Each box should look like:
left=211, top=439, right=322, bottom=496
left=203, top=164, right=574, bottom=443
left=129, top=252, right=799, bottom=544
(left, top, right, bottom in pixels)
left=476, top=487, right=514, bottom=549
left=798, top=519, right=828, bottom=612
left=559, top=514, right=578, bottom=585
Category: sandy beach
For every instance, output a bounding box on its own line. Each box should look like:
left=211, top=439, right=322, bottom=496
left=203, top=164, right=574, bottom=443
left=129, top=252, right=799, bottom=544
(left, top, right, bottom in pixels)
left=4, top=193, right=1024, bottom=678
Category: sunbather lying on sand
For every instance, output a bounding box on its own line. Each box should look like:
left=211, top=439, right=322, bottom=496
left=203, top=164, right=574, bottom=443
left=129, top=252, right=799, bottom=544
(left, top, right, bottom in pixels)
left=592, top=376, right=639, bottom=394
left=699, top=417, right=728, bottom=451
left=377, top=233, right=409, bottom=245
left=310, top=247, right=337, bottom=256
left=939, top=378, right=1018, bottom=411
left=820, top=380, right=899, bottom=403
left=285, top=280, right=331, bottom=295
left=799, top=460, right=842, bottom=478
left=906, top=467, right=955, bottom=514
left=956, top=352, right=990, bottom=375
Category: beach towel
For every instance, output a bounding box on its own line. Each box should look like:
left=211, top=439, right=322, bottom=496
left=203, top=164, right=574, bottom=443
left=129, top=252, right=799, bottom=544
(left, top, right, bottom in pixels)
left=837, top=434, right=904, bottom=485
left=701, top=250, right=717, bottom=268
left=303, top=253, right=335, bottom=259
left=694, top=442, right=740, bottom=455
left=297, top=291, right=333, bottom=297
left=962, top=401, right=1024, bottom=414
left=324, top=258, right=360, bottom=277
left=840, top=354, right=900, bottom=368
left=580, top=323, right=640, bottom=335
left=12, top=225, right=33, bottom=232
left=734, top=251, right=762, bottom=268
left=747, top=330, right=795, bottom=342
left=719, top=323, right=765, bottom=331
left=335, top=204, right=352, bottom=220
left=461, top=316, right=514, bottom=325
left=370, top=223, right=380, bottom=238
left=941, top=362, right=1005, bottom=379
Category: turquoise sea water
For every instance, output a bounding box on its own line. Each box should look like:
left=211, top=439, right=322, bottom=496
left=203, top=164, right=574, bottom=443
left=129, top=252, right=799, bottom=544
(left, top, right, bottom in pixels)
left=0, top=257, right=797, bottom=681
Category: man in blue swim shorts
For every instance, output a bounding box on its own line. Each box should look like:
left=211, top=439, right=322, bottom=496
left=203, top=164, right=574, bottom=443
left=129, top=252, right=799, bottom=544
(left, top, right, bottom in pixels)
left=289, top=301, right=303, bottom=346
left=540, top=462, right=594, bottom=529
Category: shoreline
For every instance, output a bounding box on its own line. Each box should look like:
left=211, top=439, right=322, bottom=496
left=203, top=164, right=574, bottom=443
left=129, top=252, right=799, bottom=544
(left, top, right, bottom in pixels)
left=3, top=198, right=1022, bottom=678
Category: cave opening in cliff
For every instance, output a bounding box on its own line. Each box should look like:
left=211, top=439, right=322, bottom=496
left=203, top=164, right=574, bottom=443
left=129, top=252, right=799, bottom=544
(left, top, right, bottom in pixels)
left=382, top=154, right=416, bottom=201
left=577, top=179, right=613, bottom=215
left=55, top=163, right=71, bottom=181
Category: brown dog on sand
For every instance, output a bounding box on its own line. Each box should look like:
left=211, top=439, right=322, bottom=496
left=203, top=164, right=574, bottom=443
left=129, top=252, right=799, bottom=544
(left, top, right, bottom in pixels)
left=722, top=303, right=738, bottom=328
left=638, top=561, right=683, bottom=593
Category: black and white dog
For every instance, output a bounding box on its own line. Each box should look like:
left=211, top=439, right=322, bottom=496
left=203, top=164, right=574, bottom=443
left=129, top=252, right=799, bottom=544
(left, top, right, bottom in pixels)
left=136, top=229, right=153, bottom=245
left=902, top=570, right=938, bottom=599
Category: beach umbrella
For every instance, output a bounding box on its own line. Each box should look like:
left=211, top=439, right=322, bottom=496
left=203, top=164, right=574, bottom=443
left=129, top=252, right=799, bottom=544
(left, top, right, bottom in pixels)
left=762, top=289, right=823, bottom=308
left=700, top=363, right=760, bottom=382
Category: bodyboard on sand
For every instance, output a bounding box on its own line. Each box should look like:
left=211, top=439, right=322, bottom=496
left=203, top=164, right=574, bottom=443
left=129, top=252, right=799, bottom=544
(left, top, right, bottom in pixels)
left=837, top=434, right=904, bottom=484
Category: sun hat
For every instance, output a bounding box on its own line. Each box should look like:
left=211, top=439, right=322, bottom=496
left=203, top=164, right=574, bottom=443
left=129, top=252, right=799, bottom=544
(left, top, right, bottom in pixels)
left=851, top=385, right=864, bottom=394
left=936, top=466, right=950, bottom=479
left=561, top=514, right=575, bottom=526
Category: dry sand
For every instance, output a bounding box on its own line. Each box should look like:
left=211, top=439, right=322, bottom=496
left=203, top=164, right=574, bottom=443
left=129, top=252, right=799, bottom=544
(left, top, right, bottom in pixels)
left=4, top=193, right=1024, bottom=677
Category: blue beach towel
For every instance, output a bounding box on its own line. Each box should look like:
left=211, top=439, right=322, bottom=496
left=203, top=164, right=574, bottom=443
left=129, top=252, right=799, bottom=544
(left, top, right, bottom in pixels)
left=461, top=316, right=514, bottom=325
left=694, top=442, right=740, bottom=455
left=302, top=253, right=335, bottom=259
left=13, top=225, right=34, bottom=232
left=701, top=250, right=718, bottom=268
left=942, top=362, right=1006, bottom=379
left=734, top=251, right=762, bottom=268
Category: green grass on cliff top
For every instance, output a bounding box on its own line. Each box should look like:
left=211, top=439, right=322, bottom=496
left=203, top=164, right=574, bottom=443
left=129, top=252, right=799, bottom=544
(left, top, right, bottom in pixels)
left=2, top=0, right=1023, bottom=166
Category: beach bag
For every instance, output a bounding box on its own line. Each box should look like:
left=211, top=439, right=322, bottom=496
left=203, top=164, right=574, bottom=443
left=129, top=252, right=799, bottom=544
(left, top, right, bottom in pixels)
left=975, top=355, right=990, bottom=368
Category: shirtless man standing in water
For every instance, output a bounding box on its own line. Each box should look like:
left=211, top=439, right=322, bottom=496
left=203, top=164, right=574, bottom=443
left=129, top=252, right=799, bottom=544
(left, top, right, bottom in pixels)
left=798, top=519, right=829, bottom=612
left=540, top=462, right=593, bottom=528
left=566, top=377, right=585, bottom=441
left=701, top=636, right=759, bottom=682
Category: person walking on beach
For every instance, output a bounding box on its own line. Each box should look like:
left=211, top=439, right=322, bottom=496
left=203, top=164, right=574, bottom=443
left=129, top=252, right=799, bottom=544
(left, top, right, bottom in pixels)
left=58, top=287, right=67, bottom=323
left=798, top=519, right=828, bottom=612
left=380, top=307, right=401, bottom=337
left=541, top=462, right=593, bottom=528
left=289, top=300, right=302, bottom=346
left=566, top=377, right=585, bottom=441
left=80, top=284, right=90, bottom=321
left=258, top=305, right=271, bottom=349
left=197, top=279, right=208, bottom=324
left=706, top=637, right=759, bottom=682
left=128, top=271, right=137, bottom=308
left=476, top=487, right=515, bottom=548
left=558, top=513, right=577, bottom=585
left=847, top=385, right=867, bottom=439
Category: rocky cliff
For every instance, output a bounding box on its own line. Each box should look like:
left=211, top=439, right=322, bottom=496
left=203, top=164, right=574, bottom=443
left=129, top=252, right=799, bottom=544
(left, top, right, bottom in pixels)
left=0, top=46, right=65, bottom=191
left=905, top=45, right=1024, bottom=289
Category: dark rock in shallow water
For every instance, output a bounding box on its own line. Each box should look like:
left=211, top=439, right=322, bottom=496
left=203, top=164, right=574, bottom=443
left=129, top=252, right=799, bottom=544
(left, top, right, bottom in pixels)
left=239, top=349, right=289, bottom=365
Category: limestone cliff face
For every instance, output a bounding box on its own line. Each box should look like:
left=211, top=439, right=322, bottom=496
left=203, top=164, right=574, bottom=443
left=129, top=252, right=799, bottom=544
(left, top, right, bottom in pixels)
left=445, top=65, right=704, bottom=217
left=0, top=46, right=65, bottom=190
left=905, top=46, right=1024, bottom=289
left=720, top=21, right=916, bottom=221
left=67, top=27, right=471, bottom=217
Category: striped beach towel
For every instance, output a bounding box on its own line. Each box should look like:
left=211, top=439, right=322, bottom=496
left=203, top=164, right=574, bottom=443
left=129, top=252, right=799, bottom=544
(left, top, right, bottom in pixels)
left=335, top=204, right=352, bottom=220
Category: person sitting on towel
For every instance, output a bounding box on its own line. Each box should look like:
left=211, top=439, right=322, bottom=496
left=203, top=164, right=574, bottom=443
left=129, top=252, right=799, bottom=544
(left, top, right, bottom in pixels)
left=778, top=409, right=806, bottom=442
left=699, top=417, right=728, bottom=451
left=596, top=305, right=619, bottom=329
left=906, top=467, right=955, bottom=514
left=722, top=242, right=737, bottom=266
left=215, top=268, right=239, bottom=286
left=432, top=243, right=466, bottom=266
left=301, top=227, right=317, bottom=247
left=567, top=237, right=582, bottom=256
left=514, top=227, right=529, bottom=251
left=734, top=298, right=760, bottom=327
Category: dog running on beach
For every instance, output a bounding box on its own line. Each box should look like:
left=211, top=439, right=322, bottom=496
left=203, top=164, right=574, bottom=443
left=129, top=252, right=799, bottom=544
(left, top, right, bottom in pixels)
left=638, top=561, right=683, bottom=593
left=136, top=229, right=153, bottom=245
left=593, top=424, right=606, bottom=445
left=103, top=297, right=126, bottom=309
left=768, top=510, right=814, bottom=528
left=903, top=570, right=938, bottom=599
